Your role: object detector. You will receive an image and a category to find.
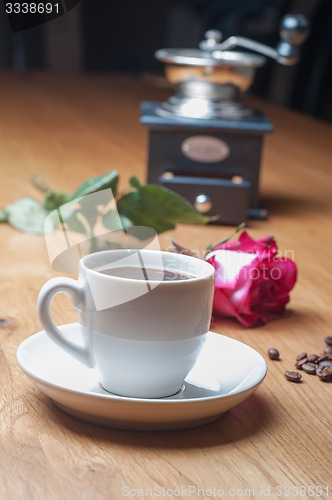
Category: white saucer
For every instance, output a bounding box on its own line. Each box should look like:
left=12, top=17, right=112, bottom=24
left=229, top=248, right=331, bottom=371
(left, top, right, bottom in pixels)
left=17, top=324, right=266, bottom=431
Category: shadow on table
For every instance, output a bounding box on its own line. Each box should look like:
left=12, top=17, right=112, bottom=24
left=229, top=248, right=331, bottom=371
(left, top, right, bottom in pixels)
left=264, top=308, right=324, bottom=329
left=212, top=308, right=321, bottom=333
left=261, top=192, right=326, bottom=217
left=40, top=392, right=273, bottom=450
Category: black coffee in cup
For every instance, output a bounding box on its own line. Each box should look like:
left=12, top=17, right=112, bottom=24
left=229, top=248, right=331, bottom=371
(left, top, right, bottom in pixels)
left=99, top=266, right=193, bottom=281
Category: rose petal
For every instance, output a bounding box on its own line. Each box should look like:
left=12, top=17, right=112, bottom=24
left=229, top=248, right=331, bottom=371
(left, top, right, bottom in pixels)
left=206, top=249, right=257, bottom=289
left=212, top=231, right=278, bottom=259
left=207, top=251, right=266, bottom=325
left=250, top=258, right=297, bottom=312
left=212, top=288, right=264, bottom=327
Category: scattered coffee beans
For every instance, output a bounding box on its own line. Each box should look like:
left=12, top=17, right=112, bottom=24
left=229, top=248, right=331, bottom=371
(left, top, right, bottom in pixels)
left=307, top=354, right=319, bottom=363
left=291, top=337, right=332, bottom=382
left=295, top=358, right=308, bottom=369
left=267, top=336, right=332, bottom=382
left=268, top=348, right=280, bottom=360
left=316, top=366, right=332, bottom=382
left=318, top=360, right=332, bottom=369
left=302, top=363, right=317, bottom=375
left=317, top=355, right=328, bottom=363
left=284, top=371, right=302, bottom=383
left=267, top=337, right=332, bottom=383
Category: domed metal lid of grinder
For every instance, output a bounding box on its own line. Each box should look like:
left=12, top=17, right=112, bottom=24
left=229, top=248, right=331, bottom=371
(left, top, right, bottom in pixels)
left=155, top=48, right=265, bottom=68
left=156, top=14, right=309, bottom=69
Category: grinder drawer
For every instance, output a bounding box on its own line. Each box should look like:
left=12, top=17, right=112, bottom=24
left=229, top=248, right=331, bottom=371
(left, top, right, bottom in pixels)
left=160, top=174, right=250, bottom=225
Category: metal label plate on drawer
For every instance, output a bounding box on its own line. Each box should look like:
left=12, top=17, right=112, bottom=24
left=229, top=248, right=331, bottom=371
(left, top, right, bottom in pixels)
left=181, top=136, right=230, bottom=163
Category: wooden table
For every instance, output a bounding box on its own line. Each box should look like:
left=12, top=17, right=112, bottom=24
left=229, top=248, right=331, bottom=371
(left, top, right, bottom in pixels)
left=0, top=73, right=331, bottom=500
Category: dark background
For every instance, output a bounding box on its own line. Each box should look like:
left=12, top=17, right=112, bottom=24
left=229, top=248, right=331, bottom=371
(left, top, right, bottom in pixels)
left=0, top=0, right=331, bottom=122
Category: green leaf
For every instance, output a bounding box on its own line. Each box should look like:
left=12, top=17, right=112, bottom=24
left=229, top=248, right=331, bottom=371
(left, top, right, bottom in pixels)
left=42, top=171, right=119, bottom=212
left=72, top=171, right=119, bottom=199
left=0, top=210, right=8, bottom=222
left=43, top=191, right=72, bottom=210
left=129, top=176, right=141, bottom=189
left=103, top=241, right=124, bottom=250
left=102, top=211, right=133, bottom=231
left=5, top=197, right=50, bottom=234
left=117, top=183, right=212, bottom=234
left=65, top=211, right=88, bottom=234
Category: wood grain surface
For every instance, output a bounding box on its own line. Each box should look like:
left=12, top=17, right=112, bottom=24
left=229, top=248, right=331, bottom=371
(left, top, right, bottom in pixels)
left=0, top=73, right=331, bottom=500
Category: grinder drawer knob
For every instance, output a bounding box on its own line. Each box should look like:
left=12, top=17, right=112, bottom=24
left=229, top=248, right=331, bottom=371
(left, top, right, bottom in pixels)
left=195, top=194, right=212, bottom=213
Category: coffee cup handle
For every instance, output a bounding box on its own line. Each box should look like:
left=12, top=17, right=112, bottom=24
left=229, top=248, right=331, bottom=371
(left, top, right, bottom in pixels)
left=37, top=277, right=93, bottom=368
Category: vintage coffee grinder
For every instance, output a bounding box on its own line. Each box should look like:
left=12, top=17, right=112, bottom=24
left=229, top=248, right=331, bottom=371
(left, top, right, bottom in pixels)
left=141, top=14, right=309, bottom=224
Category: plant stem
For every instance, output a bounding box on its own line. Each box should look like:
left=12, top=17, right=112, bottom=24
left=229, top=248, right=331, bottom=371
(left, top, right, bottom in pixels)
left=204, top=222, right=246, bottom=258
left=31, top=174, right=50, bottom=193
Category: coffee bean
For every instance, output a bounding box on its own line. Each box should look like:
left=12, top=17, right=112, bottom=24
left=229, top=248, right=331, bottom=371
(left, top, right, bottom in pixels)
left=295, top=358, right=308, bottom=369
left=284, top=371, right=302, bottom=383
left=0, top=319, right=12, bottom=327
left=317, top=355, right=329, bottom=364
left=323, top=346, right=332, bottom=355
left=316, top=366, right=332, bottom=382
left=318, top=360, right=332, bottom=369
left=296, top=352, right=307, bottom=361
left=302, top=363, right=317, bottom=375
left=268, top=348, right=280, bottom=360
left=324, top=336, right=332, bottom=346
left=307, top=354, right=319, bottom=363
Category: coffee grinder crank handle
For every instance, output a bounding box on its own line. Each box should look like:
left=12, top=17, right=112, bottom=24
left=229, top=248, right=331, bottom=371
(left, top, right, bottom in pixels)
left=200, top=14, right=310, bottom=66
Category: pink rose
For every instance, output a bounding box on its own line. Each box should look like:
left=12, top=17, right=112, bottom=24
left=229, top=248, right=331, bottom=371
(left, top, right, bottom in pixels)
left=205, top=231, right=297, bottom=327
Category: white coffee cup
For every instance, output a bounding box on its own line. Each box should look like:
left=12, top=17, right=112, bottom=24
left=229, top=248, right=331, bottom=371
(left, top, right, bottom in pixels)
left=38, top=249, right=215, bottom=398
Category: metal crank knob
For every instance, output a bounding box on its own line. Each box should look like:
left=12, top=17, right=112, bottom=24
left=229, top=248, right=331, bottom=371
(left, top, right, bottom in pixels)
left=194, top=194, right=212, bottom=214
left=276, top=14, right=310, bottom=65
left=199, top=30, right=222, bottom=51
